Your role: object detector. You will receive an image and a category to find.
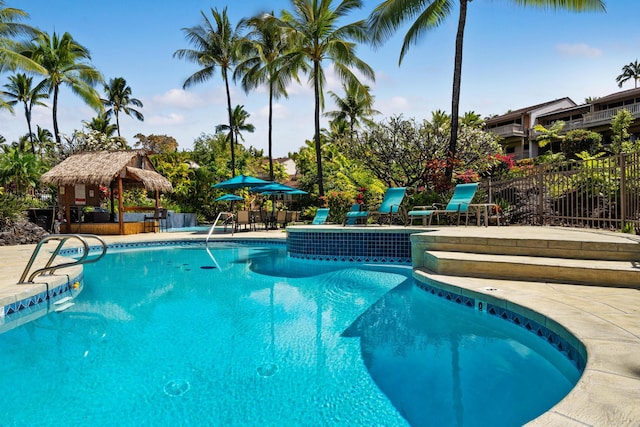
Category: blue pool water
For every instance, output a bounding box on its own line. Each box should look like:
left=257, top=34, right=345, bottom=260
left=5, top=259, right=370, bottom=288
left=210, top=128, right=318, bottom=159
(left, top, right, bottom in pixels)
left=0, top=243, right=580, bottom=426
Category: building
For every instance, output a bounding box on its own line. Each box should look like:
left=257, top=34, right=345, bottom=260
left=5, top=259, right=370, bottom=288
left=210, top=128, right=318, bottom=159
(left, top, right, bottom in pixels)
left=486, top=88, right=640, bottom=159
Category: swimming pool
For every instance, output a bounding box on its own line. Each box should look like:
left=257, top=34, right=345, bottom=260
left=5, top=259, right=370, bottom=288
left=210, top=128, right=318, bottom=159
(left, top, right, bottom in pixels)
left=0, top=242, right=580, bottom=426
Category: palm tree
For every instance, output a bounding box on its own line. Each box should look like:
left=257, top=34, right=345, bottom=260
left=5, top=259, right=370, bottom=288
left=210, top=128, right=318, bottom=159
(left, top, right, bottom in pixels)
left=275, top=0, right=375, bottom=196
left=33, top=125, right=53, bottom=160
left=174, top=7, right=243, bottom=176
left=236, top=13, right=295, bottom=181
left=19, top=31, right=104, bottom=146
left=83, top=113, right=118, bottom=137
left=616, top=60, right=640, bottom=88
left=1, top=73, right=48, bottom=152
left=102, top=77, right=144, bottom=138
left=0, top=1, right=41, bottom=73
left=368, top=0, right=606, bottom=181
left=216, top=104, right=255, bottom=148
left=325, top=80, right=379, bottom=142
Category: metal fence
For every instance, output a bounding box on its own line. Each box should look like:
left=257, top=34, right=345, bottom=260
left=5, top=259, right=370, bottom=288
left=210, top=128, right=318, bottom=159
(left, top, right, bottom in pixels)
left=479, top=152, right=640, bottom=232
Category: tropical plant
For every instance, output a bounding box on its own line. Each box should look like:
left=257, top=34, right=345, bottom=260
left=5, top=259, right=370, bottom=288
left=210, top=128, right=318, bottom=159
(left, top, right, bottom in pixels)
left=368, top=0, right=606, bottom=181
left=616, top=60, right=640, bottom=89
left=133, top=133, right=179, bottom=154
left=174, top=7, right=243, bottom=176
left=236, top=13, right=295, bottom=181
left=561, top=129, right=602, bottom=158
left=0, top=145, right=42, bottom=193
left=610, top=108, right=637, bottom=154
left=33, top=125, right=54, bottom=160
left=534, top=120, right=565, bottom=153
left=102, top=77, right=144, bottom=137
left=275, top=0, right=375, bottom=196
left=18, top=31, right=104, bottom=145
left=325, top=80, right=380, bottom=142
left=0, top=73, right=48, bottom=152
left=215, top=104, right=255, bottom=146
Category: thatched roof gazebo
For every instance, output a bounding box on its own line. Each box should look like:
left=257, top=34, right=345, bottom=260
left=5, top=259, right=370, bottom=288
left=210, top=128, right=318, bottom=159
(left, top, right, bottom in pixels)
left=41, top=150, right=173, bottom=235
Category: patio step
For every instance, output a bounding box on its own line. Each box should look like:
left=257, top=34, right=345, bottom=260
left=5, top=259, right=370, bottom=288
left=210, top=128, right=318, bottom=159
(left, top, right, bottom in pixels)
left=422, top=250, right=640, bottom=288
left=412, top=233, right=640, bottom=261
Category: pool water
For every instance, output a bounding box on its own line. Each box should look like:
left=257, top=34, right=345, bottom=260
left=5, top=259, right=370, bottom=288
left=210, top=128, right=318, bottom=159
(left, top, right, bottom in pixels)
left=0, top=243, right=580, bottom=426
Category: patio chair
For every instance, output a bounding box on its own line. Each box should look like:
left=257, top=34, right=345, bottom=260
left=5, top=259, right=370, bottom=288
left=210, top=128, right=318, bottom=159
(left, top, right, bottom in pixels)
left=344, top=187, right=407, bottom=226
left=275, top=210, right=288, bottom=228
left=235, top=210, right=255, bottom=232
left=408, top=183, right=478, bottom=226
left=144, top=208, right=168, bottom=232
left=311, top=208, right=330, bottom=225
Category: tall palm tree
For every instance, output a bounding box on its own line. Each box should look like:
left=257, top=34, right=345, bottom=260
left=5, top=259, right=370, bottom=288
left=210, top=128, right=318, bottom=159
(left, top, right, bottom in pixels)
left=368, top=0, right=606, bottom=181
left=102, top=77, right=144, bottom=138
left=216, top=104, right=255, bottom=147
left=174, top=7, right=243, bottom=177
left=1, top=73, right=48, bottom=152
left=0, top=1, right=41, bottom=73
left=616, top=60, right=640, bottom=88
left=19, top=31, right=104, bottom=146
left=275, top=0, right=375, bottom=196
left=325, top=80, right=380, bottom=142
left=33, top=125, right=53, bottom=160
left=236, top=13, right=295, bottom=181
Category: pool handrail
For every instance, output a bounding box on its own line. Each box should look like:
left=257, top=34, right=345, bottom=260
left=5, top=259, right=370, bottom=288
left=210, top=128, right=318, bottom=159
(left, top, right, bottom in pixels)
left=206, top=211, right=235, bottom=244
left=18, top=234, right=107, bottom=284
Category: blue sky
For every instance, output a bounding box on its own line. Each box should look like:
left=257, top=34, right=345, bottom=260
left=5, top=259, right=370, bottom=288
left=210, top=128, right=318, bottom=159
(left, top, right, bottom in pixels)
left=1, top=0, right=637, bottom=157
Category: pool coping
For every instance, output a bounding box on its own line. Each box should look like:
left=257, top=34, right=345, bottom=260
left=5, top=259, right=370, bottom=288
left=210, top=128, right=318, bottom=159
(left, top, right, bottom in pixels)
left=0, top=226, right=638, bottom=425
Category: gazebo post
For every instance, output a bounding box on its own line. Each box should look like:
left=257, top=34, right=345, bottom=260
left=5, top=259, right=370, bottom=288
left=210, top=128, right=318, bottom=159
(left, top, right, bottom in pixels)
left=155, top=189, right=159, bottom=208
left=118, top=176, right=124, bottom=235
left=64, top=185, right=71, bottom=233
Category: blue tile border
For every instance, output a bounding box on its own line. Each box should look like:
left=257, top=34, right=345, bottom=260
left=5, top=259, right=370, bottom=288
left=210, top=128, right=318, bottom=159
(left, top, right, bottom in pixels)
left=287, top=230, right=413, bottom=264
left=414, top=279, right=586, bottom=372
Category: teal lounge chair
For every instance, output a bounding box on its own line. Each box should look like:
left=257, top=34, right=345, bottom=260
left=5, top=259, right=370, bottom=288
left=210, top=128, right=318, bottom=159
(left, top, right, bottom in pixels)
left=344, top=187, right=407, bottom=226
left=408, top=183, right=478, bottom=226
left=312, top=208, right=330, bottom=225
left=344, top=204, right=362, bottom=226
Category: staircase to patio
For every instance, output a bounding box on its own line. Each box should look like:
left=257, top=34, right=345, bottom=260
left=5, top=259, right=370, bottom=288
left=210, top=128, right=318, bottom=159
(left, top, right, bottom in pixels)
left=411, top=227, right=640, bottom=288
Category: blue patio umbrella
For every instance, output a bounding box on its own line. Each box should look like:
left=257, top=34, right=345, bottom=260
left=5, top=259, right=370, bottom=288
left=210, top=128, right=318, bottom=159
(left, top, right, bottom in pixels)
left=251, top=182, right=307, bottom=195
left=212, top=174, right=271, bottom=189
left=214, top=194, right=244, bottom=202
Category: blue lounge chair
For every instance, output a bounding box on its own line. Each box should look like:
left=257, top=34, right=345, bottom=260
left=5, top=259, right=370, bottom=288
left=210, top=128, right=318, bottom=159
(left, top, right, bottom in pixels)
left=408, top=183, right=478, bottom=226
left=312, top=208, right=330, bottom=225
left=344, top=187, right=407, bottom=225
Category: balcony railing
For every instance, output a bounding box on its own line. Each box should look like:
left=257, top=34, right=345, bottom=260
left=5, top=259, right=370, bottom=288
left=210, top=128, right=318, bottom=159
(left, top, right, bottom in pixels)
left=487, top=123, right=524, bottom=137
left=583, top=102, right=640, bottom=125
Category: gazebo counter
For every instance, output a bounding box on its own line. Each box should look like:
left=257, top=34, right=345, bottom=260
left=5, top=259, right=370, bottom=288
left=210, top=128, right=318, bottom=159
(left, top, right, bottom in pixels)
left=62, top=221, right=149, bottom=235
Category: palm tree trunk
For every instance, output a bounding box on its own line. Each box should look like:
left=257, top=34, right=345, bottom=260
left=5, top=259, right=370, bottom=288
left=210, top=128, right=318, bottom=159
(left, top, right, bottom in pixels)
left=446, top=0, right=468, bottom=182
left=223, top=69, right=236, bottom=177
left=24, top=102, right=35, bottom=154
left=268, top=81, right=274, bottom=181
left=52, top=85, right=61, bottom=145
left=314, top=60, right=324, bottom=197
left=115, top=111, right=121, bottom=137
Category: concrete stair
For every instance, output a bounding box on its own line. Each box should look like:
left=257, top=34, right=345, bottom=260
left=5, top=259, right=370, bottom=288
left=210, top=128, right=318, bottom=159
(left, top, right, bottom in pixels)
left=411, top=229, right=640, bottom=288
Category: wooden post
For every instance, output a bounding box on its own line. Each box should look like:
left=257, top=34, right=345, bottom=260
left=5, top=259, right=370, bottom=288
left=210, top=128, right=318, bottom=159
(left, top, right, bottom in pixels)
left=64, top=185, right=71, bottom=233
left=118, top=176, right=124, bottom=235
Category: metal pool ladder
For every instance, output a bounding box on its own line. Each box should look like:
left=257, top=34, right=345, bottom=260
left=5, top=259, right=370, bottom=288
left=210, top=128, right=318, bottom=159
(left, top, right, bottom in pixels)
left=18, top=234, right=107, bottom=284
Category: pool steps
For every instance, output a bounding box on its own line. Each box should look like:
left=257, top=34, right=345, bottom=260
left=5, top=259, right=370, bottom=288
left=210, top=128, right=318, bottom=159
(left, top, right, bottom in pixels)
left=412, top=232, right=640, bottom=288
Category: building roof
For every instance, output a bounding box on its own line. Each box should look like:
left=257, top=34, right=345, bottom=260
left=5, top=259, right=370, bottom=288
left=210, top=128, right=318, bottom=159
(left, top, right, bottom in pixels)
left=486, top=97, right=576, bottom=124
left=40, top=150, right=173, bottom=192
left=591, top=87, right=640, bottom=105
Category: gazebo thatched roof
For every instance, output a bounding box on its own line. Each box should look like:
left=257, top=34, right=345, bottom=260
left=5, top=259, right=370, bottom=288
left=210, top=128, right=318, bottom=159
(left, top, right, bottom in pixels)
left=41, top=150, right=173, bottom=192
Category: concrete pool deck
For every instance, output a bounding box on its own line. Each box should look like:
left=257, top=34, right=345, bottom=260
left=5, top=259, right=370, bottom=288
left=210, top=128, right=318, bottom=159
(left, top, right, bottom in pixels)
left=0, top=225, right=639, bottom=426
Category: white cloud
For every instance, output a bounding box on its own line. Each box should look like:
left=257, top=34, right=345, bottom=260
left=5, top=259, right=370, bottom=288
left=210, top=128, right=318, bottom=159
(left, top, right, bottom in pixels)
left=151, top=88, right=216, bottom=109
left=555, top=43, right=602, bottom=58
left=147, top=113, right=185, bottom=126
